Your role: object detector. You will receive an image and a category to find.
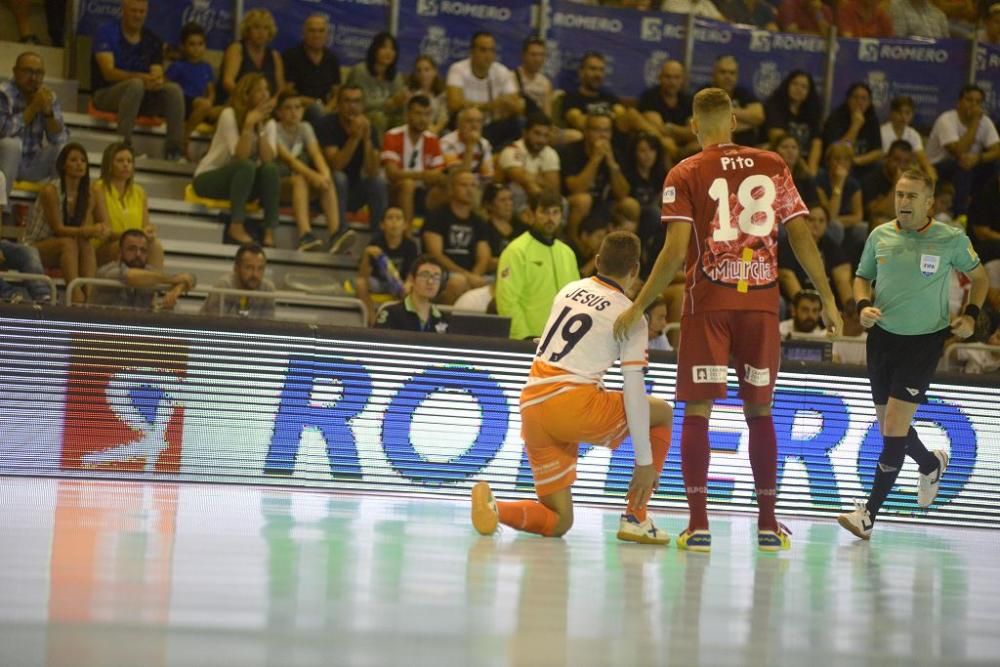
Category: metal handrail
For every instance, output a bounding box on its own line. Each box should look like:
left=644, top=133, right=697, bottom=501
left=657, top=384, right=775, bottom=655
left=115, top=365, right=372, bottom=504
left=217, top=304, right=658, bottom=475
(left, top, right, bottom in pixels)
left=943, top=342, right=1000, bottom=372
left=0, top=270, right=58, bottom=304
left=65, top=278, right=368, bottom=324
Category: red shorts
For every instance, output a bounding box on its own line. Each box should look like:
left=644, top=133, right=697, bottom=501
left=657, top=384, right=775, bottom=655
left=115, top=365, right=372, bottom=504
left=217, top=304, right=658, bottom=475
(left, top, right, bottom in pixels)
left=675, top=310, right=780, bottom=404
left=520, top=385, right=629, bottom=497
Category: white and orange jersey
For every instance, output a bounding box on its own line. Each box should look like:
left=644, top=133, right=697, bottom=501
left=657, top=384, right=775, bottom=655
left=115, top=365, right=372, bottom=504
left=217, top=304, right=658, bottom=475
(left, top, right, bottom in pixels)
left=521, top=276, right=648, bottom=409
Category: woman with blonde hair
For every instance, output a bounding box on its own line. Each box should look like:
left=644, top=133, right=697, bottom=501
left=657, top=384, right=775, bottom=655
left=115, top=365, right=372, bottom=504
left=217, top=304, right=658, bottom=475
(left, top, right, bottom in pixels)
left=193, top=73, right=280, bottom=246
left=22, top=143, right=107, bottom=303
left=92, top=141, right=165, bottom=268
left=219, top=8, right=286, bottom=104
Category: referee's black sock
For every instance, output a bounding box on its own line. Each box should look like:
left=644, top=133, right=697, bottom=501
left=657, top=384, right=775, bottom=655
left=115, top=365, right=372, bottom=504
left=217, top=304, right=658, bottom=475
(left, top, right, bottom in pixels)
left=867, top=436, right=907, bottom=519
left=906, top=427, right=940, bottom=475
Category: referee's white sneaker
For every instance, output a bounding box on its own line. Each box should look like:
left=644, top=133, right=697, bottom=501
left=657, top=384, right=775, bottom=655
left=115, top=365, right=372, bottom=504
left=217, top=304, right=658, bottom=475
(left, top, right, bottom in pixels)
left=917, top=450, right=950, bottom=508
left=837, top=500, right=873, bottom=540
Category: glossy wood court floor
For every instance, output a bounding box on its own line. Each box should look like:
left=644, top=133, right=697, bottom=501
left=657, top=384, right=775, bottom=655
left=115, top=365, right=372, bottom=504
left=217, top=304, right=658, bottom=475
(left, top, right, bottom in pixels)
left=1, top=476, right=997, bottom=667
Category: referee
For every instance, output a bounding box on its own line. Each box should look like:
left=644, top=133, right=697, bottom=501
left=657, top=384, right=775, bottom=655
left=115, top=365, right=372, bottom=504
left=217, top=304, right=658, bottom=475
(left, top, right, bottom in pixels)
left=838, top=169, right=989, bottom=540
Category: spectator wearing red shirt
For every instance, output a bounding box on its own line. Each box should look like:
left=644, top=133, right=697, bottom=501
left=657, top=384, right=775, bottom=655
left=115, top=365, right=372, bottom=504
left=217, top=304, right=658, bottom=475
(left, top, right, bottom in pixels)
left=381, top=94, right=445, bottom=223
left=777, top=0, right=833, bottom=36
left=837, top=0, right=895, bottom=37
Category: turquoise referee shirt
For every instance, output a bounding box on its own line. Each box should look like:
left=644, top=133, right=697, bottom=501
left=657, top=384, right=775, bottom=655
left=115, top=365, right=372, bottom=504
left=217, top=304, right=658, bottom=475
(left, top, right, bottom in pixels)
left=856, top=219, right=981, bottom=336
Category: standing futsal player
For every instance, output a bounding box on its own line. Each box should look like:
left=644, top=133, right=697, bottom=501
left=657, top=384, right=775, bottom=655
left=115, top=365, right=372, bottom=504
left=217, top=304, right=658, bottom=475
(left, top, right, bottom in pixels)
left=614, top=88, right=842, bottom=552
left=838, top=169, right=988, bottom=540
left=471, top=231, right=675, bottom=545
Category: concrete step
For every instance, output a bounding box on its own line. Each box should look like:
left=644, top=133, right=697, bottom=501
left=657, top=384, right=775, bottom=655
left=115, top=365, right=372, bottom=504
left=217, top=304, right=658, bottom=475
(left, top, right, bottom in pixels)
left=0, top=38, right=64, bottom=70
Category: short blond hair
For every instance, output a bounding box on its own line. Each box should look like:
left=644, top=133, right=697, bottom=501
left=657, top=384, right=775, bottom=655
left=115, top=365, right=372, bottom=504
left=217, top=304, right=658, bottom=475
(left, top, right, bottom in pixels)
left=693, top=87, right=732, bottom=120
left=896, top=168, right=936, bottom=195
left=240, top=9, right=277, bottom=42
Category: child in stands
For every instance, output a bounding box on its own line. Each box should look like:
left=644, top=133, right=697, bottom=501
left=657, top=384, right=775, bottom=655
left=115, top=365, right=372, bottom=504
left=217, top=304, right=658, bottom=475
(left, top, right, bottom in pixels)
left=273, top=90, right=351, bottom=253
left=355, top=207, right=418, bottom=325
left=167, top=23, right=221, bottom=159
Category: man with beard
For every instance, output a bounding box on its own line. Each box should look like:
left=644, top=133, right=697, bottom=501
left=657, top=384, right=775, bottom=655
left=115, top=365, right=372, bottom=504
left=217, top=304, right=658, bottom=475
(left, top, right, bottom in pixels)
left=200, top=243, right=276, bottom=318
left=779, top=290, right=827, bottom=337
left=382, top=95, right=446, bottom=223
left=496, top=189, right=580, bottom=340
left=497, top=112, right=561, bottom=214
left=90, top=230, right=195, bottom=310
left=614, top=88, right=841, bottom=553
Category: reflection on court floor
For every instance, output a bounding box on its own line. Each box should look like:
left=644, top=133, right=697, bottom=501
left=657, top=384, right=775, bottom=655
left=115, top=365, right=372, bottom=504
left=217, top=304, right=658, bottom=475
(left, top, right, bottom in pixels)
left=0, top=477, right=997, bottom=667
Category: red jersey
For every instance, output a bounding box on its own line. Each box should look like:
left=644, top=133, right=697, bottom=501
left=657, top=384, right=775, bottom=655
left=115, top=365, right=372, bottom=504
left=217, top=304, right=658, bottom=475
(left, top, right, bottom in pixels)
left=661, top=143, right=808, bottom=315
left=380, top=125, right=445, bottom=172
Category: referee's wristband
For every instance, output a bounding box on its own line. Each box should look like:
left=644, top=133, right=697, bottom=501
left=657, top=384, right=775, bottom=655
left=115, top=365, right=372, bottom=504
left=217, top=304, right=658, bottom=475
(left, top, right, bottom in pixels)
left=963, top=304, right=981, bottom=321
left=857, top=299, right=873, bottom=313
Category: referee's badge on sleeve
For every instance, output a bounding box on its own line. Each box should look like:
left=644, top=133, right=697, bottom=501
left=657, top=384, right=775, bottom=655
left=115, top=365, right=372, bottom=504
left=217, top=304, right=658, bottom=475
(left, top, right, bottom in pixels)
left=920, top=254, right=940, bottom=277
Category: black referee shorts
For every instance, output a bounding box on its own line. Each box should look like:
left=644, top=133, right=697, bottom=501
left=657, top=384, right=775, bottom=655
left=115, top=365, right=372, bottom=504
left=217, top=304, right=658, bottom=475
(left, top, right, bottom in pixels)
left=866, top=324, right=950, bottom=405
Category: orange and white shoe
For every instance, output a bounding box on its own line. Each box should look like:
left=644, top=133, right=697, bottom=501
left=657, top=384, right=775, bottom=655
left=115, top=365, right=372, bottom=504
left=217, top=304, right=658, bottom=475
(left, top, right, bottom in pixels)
left=471, top=481, right=499, bottom=535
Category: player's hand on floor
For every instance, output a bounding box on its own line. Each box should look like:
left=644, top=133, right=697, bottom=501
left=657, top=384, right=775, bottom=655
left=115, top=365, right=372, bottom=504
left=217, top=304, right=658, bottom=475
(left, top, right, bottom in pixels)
left=859, top=306, right=882, bottom=329
left=613, top=305, right=640, bottom=342
left=627, top=464, right=657, bottom=510
left=949, top=313, right=976, bottom=339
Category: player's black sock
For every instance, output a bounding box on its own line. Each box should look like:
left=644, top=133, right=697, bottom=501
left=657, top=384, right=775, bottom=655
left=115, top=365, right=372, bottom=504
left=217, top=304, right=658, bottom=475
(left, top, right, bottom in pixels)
left=906, top=427, right=940, bottom=475
left=867, top=436, right=907, bottom=519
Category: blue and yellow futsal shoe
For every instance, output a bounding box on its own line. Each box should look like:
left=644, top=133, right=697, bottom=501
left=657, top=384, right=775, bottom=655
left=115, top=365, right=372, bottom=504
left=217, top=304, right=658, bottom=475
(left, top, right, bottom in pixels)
left=676, top=528, right=711, bottom=552
left=758, top=522, right=792, bottom=552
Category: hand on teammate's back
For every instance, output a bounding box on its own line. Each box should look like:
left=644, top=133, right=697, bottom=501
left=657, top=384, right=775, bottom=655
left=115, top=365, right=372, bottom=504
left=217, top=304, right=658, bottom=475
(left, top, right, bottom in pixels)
left=613, top=305, right=641, bottom=342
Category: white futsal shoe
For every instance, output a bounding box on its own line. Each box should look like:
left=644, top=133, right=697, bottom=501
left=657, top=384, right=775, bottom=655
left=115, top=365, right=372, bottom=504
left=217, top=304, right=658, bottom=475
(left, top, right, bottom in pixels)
left=617, top=514, right=670, bottom=545
left=917, top=450, right=949, bottom=508
left=837, top=500, right=873, bottom=540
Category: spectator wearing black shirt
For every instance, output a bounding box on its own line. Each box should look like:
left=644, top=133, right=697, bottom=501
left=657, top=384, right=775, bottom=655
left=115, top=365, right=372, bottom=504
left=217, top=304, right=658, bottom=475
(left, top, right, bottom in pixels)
left=91, top=0, right=185, bottom=159
left=772, top=131, right=819, bottom=206
left=708, top=55, right=765, bottom=146
left=562, top=51, right=660, bottom=142
left=219, top=9, right=285, bottom=105
left=283, top=15, right=341, bottom=122
left=375, top=255, right=450, bottom=333
left=637, top=59, right=698, bottom=161
left=716, top=0, right=779, bottom=29
left=624, top=133, right=669, bottom=275
left=764, top=70, right=823, bottom=175
left=968, top=172, right=1000, bottom=277
left=815, top=141, right=865, bottom=259
left=778, top=204, right=854, bottom=308
left=421, top=168, right=492, bottom=303
left=482, top=183, right=528, bottom=273
left=355, top=207, right=418, bottom=325
left=822, top=82, right=883, bottom=181
left=560, top=113, right=640, bottom=249
left=861, top=139, right=915, bottom=224
left=315, top=85, right=388, bottom=233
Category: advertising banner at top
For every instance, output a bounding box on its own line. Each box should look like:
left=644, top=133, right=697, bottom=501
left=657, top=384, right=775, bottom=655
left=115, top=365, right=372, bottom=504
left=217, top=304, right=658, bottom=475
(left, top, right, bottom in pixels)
left=688, top=18, right=828, bottom=104
left=243, top=0, right=389, bottom=65
left=545, top=0, right=685, bottom=97
left=76, top=0, right=236, bottom=50
left=396, top=0, right=536, bottom=75
left=832, top=37, right=972, bottom=132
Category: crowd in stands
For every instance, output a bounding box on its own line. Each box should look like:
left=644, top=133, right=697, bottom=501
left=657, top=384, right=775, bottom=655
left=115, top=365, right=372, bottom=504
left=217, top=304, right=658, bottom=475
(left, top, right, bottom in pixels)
left=2, top=0, right=1000, bottom=374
